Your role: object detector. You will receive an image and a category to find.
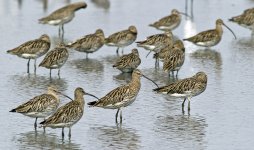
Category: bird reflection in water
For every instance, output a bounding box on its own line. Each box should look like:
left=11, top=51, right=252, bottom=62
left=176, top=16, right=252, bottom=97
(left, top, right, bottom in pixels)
left=14, top=130, right=81, bottom=149
left=87, top=125, right=141, bottom=150
left=68, top=58, right=104, bottom=74
left=113, top=72, right=132, bottom=83
left=91, top=0, right=110, bottom=10
left=190, top=49, right=222, bottom=71
left=155, top=114, right=207, bottom=149
left=185, top=0, right=194, bottom=20
left=9, top=74, right=68, bottom=95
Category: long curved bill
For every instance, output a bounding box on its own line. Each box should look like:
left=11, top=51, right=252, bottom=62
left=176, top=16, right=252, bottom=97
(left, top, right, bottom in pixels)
left=223, top=23, right=237, bottom=39
left=55, top=91, right=74, bottom=101
left=179, top=12, right=191, bottom=18
left=142, top=74, right=159, bottom=88
left=146, top=50, right=152, bottom=58
left=85, top=93, right=100, bottom=100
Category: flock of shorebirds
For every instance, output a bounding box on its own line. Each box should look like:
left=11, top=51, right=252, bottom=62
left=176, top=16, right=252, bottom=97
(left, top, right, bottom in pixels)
left=7, top=1, right=254, bottom=139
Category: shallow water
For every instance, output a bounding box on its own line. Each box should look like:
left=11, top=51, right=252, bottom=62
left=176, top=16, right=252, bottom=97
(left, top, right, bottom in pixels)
left=1, top=0, right=254, bottom=149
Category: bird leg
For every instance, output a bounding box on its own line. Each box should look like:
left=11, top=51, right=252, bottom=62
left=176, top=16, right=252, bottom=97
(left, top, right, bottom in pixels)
left=121, top=48, right=124, bottom=54
left=27, top=59, right=30, bottom=73
left=68, top=127, right=71, bottom=139
left=58, top=25, right=61, bottom=38
left=62, top=128, right=65, bottom=138
left=58, top=69, right=60, bottom=78
left=176, top=70, right=179, bottom=77
left=86, top=53, right=88, bottom=59
left=61, top=24, right=64, bottom=42
left=50, top=69, right=52, bottom=78
left=188, top=97, right=191, bottom=112
left=120, top=109, right=123, bottom=124
left=182, top=98, right=186, bottom=114
left=34, top=117, right=37, bottom=129
left=115, top=108, right=120, bottom=123
left=34, top=59, right=37, bottom=74
left=116, top=47, right=119, bottom=54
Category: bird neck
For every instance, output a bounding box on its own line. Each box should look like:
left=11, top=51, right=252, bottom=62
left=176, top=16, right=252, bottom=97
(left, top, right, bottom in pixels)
left=129, top=75, right=141, bottom=89
left=216, top=24, right=223, bottom=36
left=74, top=93, right=85, bottom=106
left=48, top=90, right=59, bottom=102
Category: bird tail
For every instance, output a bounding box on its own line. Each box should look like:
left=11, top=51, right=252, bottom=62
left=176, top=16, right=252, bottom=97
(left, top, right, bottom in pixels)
left=87, top=101, right=97, bottom=107
left=153, top=86, right=168, bottom=93
left=229, top=15, right=243, bottom=23
left=7, top=48, right=18, bottom=55
left=38, top=17, right=48, bottom=24
left=39, top=120, right=46, bottom=125
left=149, top=23, right=156, bottom=27
left=9, top=109, right=16, bottom=112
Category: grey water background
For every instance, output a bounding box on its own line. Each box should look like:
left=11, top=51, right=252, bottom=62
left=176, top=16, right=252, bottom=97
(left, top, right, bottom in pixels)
left=0, top=0, right=254, bottom=149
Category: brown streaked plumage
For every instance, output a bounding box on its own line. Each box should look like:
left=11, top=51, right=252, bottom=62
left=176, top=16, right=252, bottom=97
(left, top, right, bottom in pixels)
left=153, top=72, right=207, bottom=114
left=229, top=8, right=254, bottom=32
left=163, top=40, right=185, bottom=77
left=66, top=29, right=105, bottom=58
left=113, top=48, right=141, bottom=73
left=136, top=31, right=173, bottom=53
left=40, top=87, right=98, bottom=138
left=183, top=19, right=237, bottom=47
left=153, top=39, right=184, bottom=62
left=39, top=44, right=69, bottom=78
left=10, top=86, right=60, bottom=129
left=149, top=9, right=188, bottom=31
left=7, top=34, right=50, bottom=74
left=88, top=69, right=158, bottom=124
left=105, top=25, right=137, bottom=54
left=137, top=31, right=174, bottom=67
left=38, top=2, right=87, bottom=39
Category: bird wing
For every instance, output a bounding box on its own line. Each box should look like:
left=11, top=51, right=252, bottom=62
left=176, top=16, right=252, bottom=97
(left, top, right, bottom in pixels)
left=93, top=85, right=133, bottom=107
left=154, top=14, right=179, bottom=27
left=13, top=94, right=57, bottom=113
left=105, top=30, right=129, bottom=44
left=41, top=101, right=83, bottom=125
left=185, top=30, right=218, bottom=43
left=39, top=47, right=68, bottom=67
left=154, top=77, right=196, bottom=94
left=163, top=50, right=183, bottom=71
left=7, top=39, right=49, bottom=55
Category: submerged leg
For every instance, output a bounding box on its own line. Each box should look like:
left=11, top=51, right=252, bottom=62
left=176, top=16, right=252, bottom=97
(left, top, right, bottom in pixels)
left=116, top=47, right=119, bottom=54
left=176, top=70, right=179, bottom=77
left=86, top=53, right=88, bottom=59
left=120, top=109, right=123, bottom=124
left=34, top=117, right=37, bottom=129
left=115, top=108, right=120, bottom=123
left=34, top=59, right=37, bottom=74
left=50, top=69, right=52, bottom=78
left=62, top=25, right=64, bottom=41
left=62, top=128, right=64, bottom=138
left=68, top=127, right=71, bottom=138
left=27, top=59, right=31, bottom=73
left=58, top=69, right=60, bottom=78
left=121, top=48, right=124, bottom=54
left=188, top=97, right=191, bottom=112
left=182, top=98, right=186, bottom=114
left=58, top=25, right=62, bottom=39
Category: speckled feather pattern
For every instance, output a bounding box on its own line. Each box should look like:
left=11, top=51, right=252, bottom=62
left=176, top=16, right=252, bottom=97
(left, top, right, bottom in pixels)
left=7, top=35, right=50, bottom=59
left=105, top=26, right=137, bottom=47
left=88, top=70, right=142, bottom=109
left=38, top=2, right=87, bottom=25
left=40, top=88, right=86, bottom=128
left=153, top=72, right=207, bottom=97
left=67, top=29, right=105, bottom=53
left=113, top=49, right=141, bottom=72
left=39, top=45, right=69, bottom=69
